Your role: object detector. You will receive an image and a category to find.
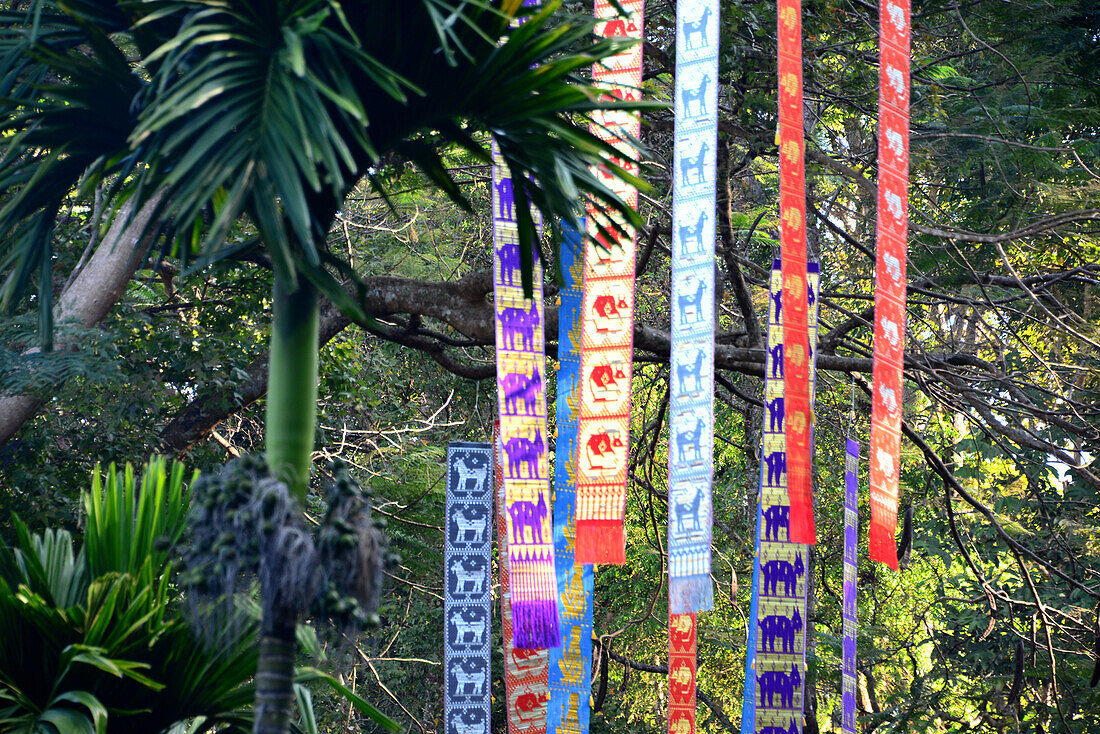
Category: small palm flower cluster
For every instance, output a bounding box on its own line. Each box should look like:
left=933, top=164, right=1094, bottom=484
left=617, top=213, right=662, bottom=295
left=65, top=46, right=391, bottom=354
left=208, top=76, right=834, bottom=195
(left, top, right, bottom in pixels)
left=180, top=455, right=392, bottom=637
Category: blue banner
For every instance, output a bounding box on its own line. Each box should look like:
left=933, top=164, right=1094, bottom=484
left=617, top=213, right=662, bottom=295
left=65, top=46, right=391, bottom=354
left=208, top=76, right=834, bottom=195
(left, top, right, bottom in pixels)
left=445, top=442, right=493, bottom=734
left=548, top=219, right=595, bottom=734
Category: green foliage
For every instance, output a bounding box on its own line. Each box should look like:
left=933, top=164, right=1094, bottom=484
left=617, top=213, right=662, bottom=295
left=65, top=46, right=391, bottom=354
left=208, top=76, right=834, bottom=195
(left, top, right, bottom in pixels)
left=0, top=460, right=253, bottom=732
left=0, top=458, right=394, bottom=733
left=83, top=458, right=195, bottom=582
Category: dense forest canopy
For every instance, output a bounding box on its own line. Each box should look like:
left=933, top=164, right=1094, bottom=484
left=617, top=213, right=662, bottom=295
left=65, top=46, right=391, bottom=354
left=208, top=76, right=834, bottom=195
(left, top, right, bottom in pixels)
left=1, top=0, right=1098, bottom=732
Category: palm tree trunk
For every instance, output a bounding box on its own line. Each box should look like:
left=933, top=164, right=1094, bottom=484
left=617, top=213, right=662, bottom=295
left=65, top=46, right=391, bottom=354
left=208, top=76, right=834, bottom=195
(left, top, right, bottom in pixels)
left=254, top=629, right=299, bottom=734
left=255, top=272, right=320, bottom=733
left=265, top=273, right=319, bottom=504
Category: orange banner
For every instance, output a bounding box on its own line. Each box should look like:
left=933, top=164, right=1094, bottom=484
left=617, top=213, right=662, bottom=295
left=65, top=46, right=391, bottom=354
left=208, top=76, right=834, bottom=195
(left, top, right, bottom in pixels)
left=777, top=0, right=815, bottom=544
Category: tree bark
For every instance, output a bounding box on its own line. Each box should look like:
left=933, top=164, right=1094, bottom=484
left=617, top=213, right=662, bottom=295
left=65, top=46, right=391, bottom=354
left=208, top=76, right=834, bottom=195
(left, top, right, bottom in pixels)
left=0, top=195, right=162, bottom=445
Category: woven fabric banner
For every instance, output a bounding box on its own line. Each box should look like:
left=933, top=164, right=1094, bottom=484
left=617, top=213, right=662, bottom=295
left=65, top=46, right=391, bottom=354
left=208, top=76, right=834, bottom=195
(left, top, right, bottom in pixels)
left=445, top=442, right=493, bottom=734
left=841, top=439, right=859, bottom=734
left=575, top=0, right=645, bottom=565
left=668, top=0, right=718, bottom=616
left=777, top=0, right=815, bottom=546
left=496, top=422, right=551, bottom=733
left=741, top=260, right=819, bottom=734
left=669, top=613, right=698, bottom=734
left=548, top=219, right=594, bottom=734
left=493, top=146, right=560, bottom=648
left=868, top=0, right=912, bottom=570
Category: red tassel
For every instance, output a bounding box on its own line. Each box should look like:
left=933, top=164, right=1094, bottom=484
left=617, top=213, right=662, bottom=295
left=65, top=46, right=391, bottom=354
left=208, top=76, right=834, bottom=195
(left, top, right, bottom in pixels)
left=786, top=407, right=817, bottom=545
left=575, top=520, right=624, bottom=564
left=869, top=520, right=899, bottom=570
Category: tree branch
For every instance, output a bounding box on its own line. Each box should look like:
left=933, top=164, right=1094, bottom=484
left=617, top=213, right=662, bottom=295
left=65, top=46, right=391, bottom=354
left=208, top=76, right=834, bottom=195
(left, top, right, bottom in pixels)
left=0, top=193, right=163, bottom=446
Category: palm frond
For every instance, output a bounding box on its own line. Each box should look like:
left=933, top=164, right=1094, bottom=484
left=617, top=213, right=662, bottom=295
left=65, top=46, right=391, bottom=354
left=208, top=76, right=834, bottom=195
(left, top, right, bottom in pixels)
left=0, top=0, right=664, bottom=332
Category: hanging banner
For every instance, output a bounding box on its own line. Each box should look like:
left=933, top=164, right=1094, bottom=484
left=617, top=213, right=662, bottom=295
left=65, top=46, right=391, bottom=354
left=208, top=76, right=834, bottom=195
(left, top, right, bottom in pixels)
left=868, top=0, right=911, bottom=570
left=777, top=0, right=815, bottom=546
left=842, top=439, right=859, bottom=734
left=494, top=145, right=560, bottom=648
left=669, top=613, right=698, bottom=734
left=741, top=260, right=819, bottom=734
left=575, top=0, right=645, bottom=565
left=548, top=220, right=595, bottom=734
left=496, top=422, right=551, bottom=733
left=668, top=0, right=719, bottom=616
left=445, top=442, right=493, bottom=734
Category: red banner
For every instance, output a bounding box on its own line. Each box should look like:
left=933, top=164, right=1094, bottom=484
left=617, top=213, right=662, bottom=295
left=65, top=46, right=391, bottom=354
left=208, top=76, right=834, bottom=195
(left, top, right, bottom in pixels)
left=869, top=0, right=911, bottom=570
left=777, top=0, right=815, bottom=544
left=575, top=0, right=645, bottom=565
left=668, top=613, right=697, bottom=734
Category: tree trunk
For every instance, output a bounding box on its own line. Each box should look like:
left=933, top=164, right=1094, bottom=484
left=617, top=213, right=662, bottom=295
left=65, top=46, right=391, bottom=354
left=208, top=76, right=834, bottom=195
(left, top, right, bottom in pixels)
left=253, top=272, right=320, bottom=733
left=0, top=195, right=161, bottom=445
left=264, top=273, right=319, bottom=504
left=253, top=629, right=299, bottom=734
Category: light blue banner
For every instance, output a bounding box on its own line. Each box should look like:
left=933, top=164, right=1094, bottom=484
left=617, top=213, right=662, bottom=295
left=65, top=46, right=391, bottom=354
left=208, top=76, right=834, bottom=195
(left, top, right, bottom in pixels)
left=668, top=0, right=720, bottom=616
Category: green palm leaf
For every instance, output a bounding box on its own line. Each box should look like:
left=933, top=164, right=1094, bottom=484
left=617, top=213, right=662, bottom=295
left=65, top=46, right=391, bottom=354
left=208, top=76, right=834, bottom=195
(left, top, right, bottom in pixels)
left=0, top=0, right=662, bottom=336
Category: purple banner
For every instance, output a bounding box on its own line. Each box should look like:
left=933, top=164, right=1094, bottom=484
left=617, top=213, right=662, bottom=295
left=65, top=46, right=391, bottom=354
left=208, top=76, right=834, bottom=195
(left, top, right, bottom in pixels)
left=842, top=439, right=859, bottom=733
left=742, top=259, right=819, bottom=734
left=493, top=143, right=559, bottom=650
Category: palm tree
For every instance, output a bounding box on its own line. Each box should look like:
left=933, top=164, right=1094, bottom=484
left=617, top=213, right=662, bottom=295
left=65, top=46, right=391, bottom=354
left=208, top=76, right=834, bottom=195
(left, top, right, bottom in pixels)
left=0, top=1, right=654, bottom=731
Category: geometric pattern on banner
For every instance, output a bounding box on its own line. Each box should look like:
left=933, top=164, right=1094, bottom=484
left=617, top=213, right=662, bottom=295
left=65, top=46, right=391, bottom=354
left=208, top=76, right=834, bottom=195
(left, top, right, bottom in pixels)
left=741, top=260, right=820, bottom=734
left=842, top=439, right=859, bottom=734
left=868, top=0, right=911, bottom=571
left=668, top=613, right=697, bottom=734
left=548, top=219, right=594, bottom=734
left=445, top=442, right=494, bottom=734
left=575, top=0, right=645, bottom=565
left=493, top=143, right=560, bottom=648
left=777, top=0, right=815, bottom=545
left=495, top=422, right=551, bottom=733
left=668, top=0, right=719, bottom=616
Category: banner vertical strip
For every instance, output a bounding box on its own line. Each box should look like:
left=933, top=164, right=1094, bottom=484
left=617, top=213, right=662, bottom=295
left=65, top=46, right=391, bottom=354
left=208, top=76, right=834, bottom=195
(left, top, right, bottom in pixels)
left=868, top=0, right=911, bottom=570
left=575, top=0, right=645, bottom=565
left=776, top=0, right=815, bottom=546
left=746, top=260, right=819, bottom=734
left=841, top=439, right=859, bottom=734
left=668, top=0, right=718, bottom=616
left=548, top=220, right=594, bottom=734
left=445, top=442, right=493, bottom=734
left=496, top=421, right=551, bottom=733
left=669, top=613, right=698, bottom=734
left=493, top=144, right=560, bottom=648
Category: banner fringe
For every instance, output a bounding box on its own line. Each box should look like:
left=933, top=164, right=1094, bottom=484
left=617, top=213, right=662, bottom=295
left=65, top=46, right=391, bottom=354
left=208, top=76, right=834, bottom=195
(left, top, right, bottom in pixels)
left=513, top=599, right=561, bottom=650
left=788, top=510, right=816, bottom=546
left=869, top=524, right=899, bottom=570
left=670, top=575, right=713, bottom=616
left=575, top=520, right=624, bottom=564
